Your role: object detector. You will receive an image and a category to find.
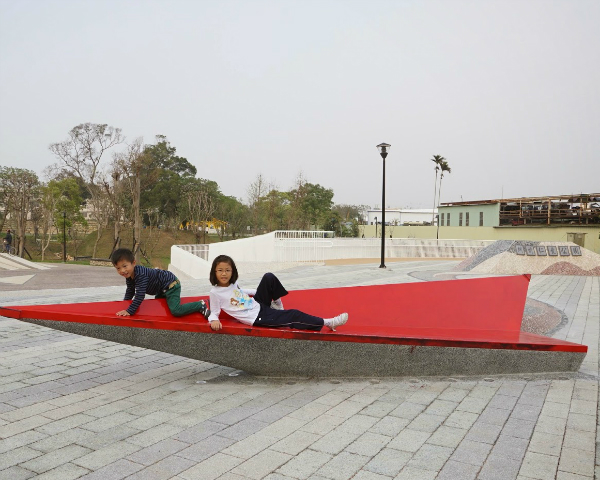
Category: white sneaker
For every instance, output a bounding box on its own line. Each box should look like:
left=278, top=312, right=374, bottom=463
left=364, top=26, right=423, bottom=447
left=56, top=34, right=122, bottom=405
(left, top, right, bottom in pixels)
left=270, top=298, right=284, bottom=310
left=327, top=313, right=348, bottom=331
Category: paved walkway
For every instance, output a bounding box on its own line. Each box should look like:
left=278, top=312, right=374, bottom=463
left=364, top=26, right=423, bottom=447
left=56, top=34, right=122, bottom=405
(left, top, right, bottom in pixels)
left=0, top=261, right=598, bottom=479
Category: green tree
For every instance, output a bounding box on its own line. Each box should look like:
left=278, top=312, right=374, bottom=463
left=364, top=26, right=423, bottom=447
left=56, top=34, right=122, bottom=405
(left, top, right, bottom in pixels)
left=437, top=159, right=452, bottom=209
left=430, top=155, right=446, bottom=224
left=141, top=136, right=198, bottom=227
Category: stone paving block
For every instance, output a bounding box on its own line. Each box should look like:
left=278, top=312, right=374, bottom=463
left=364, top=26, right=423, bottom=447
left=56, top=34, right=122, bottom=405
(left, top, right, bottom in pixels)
left=177, top=435, right=236, bottom=462
left=568, top=399, right=596, bottom=415
left=31, top=462, right=90, bottom=480
left=511, top=402, right=542, bottom=422
left=386, top=428, right=430, bottom=452
left=313, top=391, right=352, bottom=407
left=36, top=413, right=98, bottom=435
left=436, top=459, right=479, bottom=480
left=426, top=425, right=467, bottom=448
left=444, top=409, right=478, bottom=430
left=259, top=416, right=307, bottom=440
left=502, top=417, right=535, bottom=439
left=540, top=401, right=570, bottom=419
left=222, top=433, right=279, bottom=459
left=394, top=465, right=438, bottom=479
left=125, top=438, right=188, bottom=466
left=563, top=428, right=595, bottom=452
left=363, top=447, right=411, bottom=477
left=73, top=440, right=141, bottom=470
left=270, top=430, right=321, bottom=456
left=345, top=432, right=391, bottom=456
left=75, top=425, right=141, bottom=450
left=0, top=414, right=52, bottom=438
left=407, top=390, right=438, bottom=406
left=491, top=434, right=528, bottom=461
left=465, top=421, right=502, bottom=444
left=519, top=451, right=559, bottom=480
left=276, top=449, right=331, bottom=479
left=122, top=455, right=197, bottom=480
left=368, top=415, right=409, bottom=437
left=451, top=439, right=492, bottom=466
left=479, top=454, right=521, bottom=480
left=407, top=412, right=445, bottom=433
left=231, top=450, right=293, bottom=479
left=173, top=420, right=228, bottom=444
left=528, top=431, right=563, bottom=458
left=438, top=387, right=470, bottom=403
left=555, top=471, right=594, bottom=479
left=0, top=429, right=46, bottom=455
left=315, top=451, right=370, bottom=480
left=325, top=399, right=365, bottom=419
left=251, top=404, right=297, bottom=423
left=337, top=414, right=378, bottom=435
left=0, top=401, right=57, bottom=422
left=558, top=447, right=595, bottom=477
left=217, top=418, right=269, bottom=441
left=478, top=406, right=511, bottom=426
left=566, top=413, right=596, bottom=432
left=389, top=401, right=426, bottom=420
left=359, top=401, right=397, bottom=418
left=457, top=396, right=490, bottom=414
left=535, top=414, right=567, bottom=436
left=0, top=465, right=37, bottom=480
left=19, top=444, right=91, bottom=474
left=0, top=445, right=42, bottom=470
left=310, top=427, right=360, bottom=455
left=407, top=443, right=453, bottom=472
left=178, top=452, right=243, bottom=480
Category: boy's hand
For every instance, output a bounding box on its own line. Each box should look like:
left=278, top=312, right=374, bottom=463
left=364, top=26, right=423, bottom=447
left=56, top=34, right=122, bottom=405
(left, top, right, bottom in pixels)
left=116, top=310, right=131, bottom=316
left=210, top=320, right=222, bottom=331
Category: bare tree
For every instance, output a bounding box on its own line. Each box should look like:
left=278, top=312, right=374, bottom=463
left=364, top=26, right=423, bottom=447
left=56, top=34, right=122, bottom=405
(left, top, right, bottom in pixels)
left=247, top=173, right=266, bottom=234
left=0, top=168, right=39, bottom=257
left=49, top=123, right=123, bottom=257
left=112, top=139, right=146, bottom=259
left=185, top=185, right=215, bottom=244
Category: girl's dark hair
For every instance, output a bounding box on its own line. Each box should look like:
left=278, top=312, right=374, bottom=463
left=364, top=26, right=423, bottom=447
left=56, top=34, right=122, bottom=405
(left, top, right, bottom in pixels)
left=111, top=248, right=135, bottom=265
left=210, top=255, right=238, bottom=286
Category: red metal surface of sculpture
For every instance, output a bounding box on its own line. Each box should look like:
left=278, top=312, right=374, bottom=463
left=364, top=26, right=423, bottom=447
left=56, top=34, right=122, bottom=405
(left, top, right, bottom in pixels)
left=0, top=275, right=586, bottom=353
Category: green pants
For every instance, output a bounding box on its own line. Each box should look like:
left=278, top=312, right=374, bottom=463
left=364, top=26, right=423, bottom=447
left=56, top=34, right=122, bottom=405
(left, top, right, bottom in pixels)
left=157, top=284, right=204, bottom=317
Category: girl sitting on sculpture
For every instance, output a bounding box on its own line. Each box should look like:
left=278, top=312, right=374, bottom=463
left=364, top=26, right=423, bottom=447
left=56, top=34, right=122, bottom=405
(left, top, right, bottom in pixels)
left=207, top=255, right=348, bottom=332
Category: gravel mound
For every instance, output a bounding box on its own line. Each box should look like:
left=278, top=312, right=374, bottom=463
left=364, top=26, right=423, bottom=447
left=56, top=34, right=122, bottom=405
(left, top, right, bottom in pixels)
left=454, top=241, right=600, bottom=276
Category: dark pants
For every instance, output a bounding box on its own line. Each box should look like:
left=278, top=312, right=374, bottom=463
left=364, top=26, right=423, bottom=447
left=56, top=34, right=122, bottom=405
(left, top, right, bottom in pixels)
left=156, top=284, right=206, bottom=317
left=253, top=273, right=324, bottom=331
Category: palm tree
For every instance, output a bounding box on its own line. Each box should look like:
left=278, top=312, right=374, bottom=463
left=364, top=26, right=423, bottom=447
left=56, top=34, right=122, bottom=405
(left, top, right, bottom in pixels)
left=431, top=155, right=445, bottom=224
left=437, top=160, right=452, bottom=212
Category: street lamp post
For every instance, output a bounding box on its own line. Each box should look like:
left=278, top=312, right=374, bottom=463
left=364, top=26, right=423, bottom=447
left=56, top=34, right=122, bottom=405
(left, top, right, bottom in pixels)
left=62, top=211, right=66, bottom=263
left=376, top=143, right=391, bottom=268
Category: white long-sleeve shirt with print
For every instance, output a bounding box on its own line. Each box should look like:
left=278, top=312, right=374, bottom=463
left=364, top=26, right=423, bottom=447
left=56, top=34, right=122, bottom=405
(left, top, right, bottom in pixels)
left=208, top=282, right=259, bottom=325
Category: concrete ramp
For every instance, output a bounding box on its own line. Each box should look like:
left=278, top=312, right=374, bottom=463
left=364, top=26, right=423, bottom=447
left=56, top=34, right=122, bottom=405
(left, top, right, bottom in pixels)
left=0, top=275, right=586, bottom=377
left=0, top=253, right=51, bottom=270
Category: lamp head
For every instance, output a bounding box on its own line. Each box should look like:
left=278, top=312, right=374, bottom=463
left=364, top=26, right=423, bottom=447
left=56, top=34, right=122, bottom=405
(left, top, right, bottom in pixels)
left=376, top=143, right=391, bottom=159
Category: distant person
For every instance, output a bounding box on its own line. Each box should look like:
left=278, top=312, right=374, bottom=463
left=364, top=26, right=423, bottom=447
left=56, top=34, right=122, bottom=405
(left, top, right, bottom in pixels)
left=207, top=254, right=348, bottom=332
left=3, top=229, right=12, bottom=253
left=111, top=248, right=210, bottom=319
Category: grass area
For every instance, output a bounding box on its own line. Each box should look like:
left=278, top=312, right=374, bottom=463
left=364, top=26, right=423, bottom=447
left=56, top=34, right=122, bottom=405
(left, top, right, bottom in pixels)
left=17, top=228, right=230, bottom=269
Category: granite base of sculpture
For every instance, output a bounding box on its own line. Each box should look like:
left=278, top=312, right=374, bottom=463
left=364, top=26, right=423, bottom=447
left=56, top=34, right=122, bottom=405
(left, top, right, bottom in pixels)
left=0, top=275, right=586, bottom=377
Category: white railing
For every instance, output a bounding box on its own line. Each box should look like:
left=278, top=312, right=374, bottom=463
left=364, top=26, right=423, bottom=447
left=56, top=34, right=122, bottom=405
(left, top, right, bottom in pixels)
left=169, top=232, right=494, bottom=279
left=174, top=244, right=209, bottom=260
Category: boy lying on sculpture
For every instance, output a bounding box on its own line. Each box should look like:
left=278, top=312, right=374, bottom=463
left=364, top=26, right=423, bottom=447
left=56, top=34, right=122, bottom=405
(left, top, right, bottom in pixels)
left=111, top=248, right=210, bottom=319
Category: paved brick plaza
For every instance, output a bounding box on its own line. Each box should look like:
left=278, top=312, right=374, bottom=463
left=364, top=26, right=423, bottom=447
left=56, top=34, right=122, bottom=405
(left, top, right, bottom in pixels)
left=1, top=261, right=598, bottom=479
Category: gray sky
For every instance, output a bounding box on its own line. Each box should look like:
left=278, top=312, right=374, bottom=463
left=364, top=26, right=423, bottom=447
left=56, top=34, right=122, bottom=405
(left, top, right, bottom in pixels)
left=1, top=0, right=599, bottom=209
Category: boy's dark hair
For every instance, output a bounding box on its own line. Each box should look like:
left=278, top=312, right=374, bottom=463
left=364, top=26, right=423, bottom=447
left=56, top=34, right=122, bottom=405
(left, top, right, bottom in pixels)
left=210, top=255, right=238, bottom=286
left=111, top=248, right=135, bottom=266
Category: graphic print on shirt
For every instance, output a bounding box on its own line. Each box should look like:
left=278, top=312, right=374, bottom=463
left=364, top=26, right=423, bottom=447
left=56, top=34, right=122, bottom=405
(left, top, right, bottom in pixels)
left=230, top=288, right=254, bottom=310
